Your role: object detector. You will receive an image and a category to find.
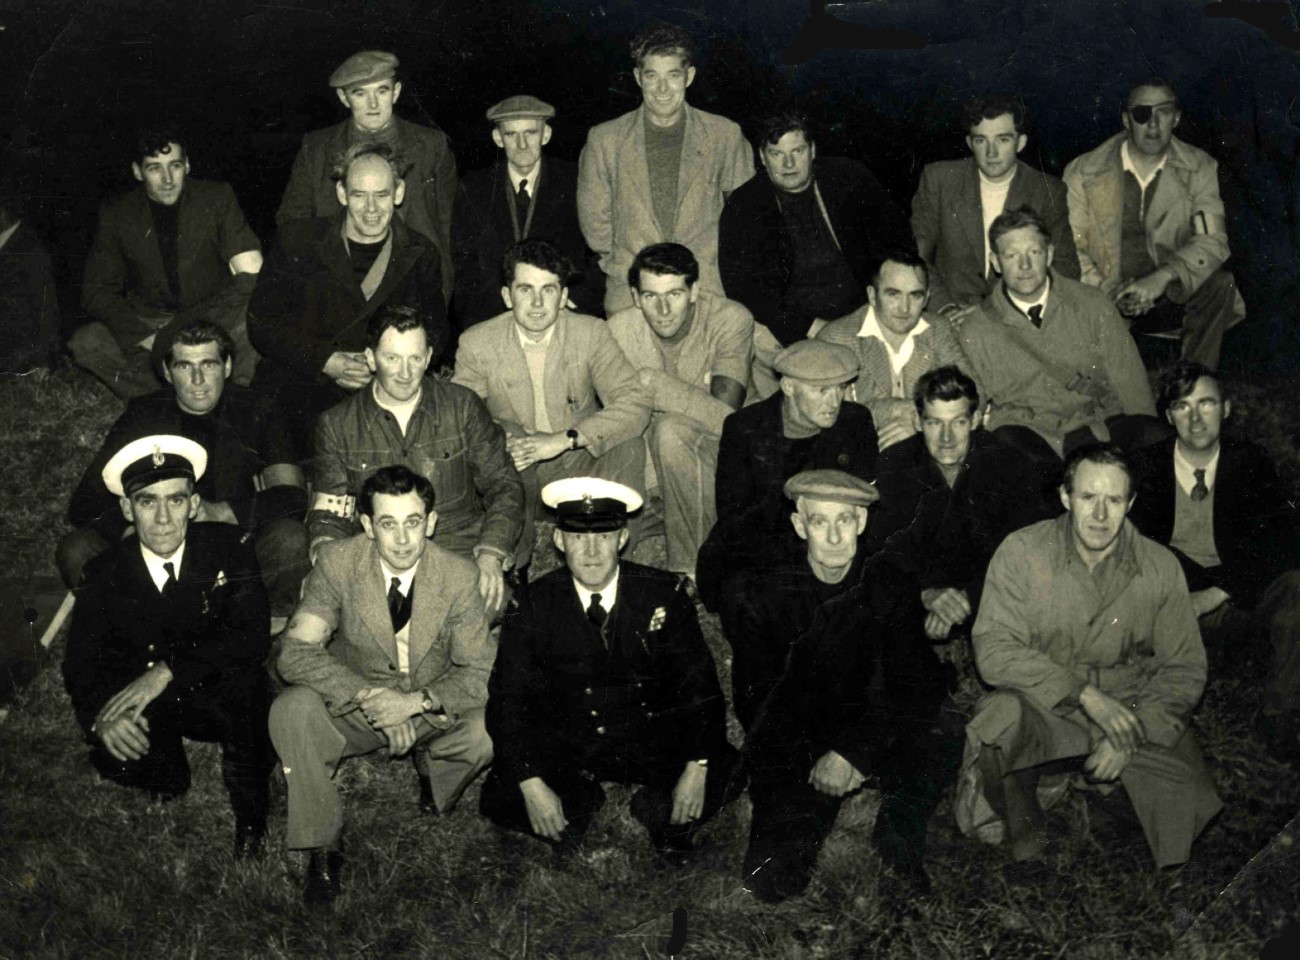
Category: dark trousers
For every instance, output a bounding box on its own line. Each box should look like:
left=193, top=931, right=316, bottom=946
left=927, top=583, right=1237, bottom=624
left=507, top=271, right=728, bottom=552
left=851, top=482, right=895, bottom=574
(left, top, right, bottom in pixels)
left=994, top=415, right=1172, bottom=501
left=480, top=743, right=745, bottom=851
left=89, top=666, right=274, bottom=828
left=1129, top=268, right=1240, bottom=370
left=1201, top=569, right=1300, bottom=715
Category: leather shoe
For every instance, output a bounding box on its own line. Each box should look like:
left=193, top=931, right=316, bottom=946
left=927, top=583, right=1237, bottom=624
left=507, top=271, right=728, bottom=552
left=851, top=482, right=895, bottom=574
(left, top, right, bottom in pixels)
left=234, top=821, right=267, bottom=861
left=417, top=774, right=439, bottom=816
left=303, top=847, right=344, bottom=908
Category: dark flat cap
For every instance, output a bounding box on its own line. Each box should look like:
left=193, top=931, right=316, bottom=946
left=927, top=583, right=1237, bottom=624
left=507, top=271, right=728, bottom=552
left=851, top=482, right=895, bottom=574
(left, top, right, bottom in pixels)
left=330, top=50, right=398, bottom=88
left=542, top=477, right=644, bottom=532
left=486, top=95, right=555, bottom=123
left=773, top=340, right=859, bottom=385
left=784, top=469, right=879, bottom=507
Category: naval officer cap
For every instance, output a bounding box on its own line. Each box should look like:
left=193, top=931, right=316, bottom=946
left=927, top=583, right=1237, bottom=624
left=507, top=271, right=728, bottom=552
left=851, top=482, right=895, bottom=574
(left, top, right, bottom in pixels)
left=329, top=50, right=399, bottom=89
left=773, top=340, right=859, bottom=386
left=784, top=469, right=879, bottom=507
left=103, top=435, right=208, bottom=498
left=542, top=477, right=644, bottom=532
left=485, top=95, right=555, bottom=123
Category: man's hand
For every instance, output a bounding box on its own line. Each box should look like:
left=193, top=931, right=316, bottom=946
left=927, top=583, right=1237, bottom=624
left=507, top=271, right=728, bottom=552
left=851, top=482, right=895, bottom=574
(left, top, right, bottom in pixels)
left=669, top=760, right=708, bottom=825
left=941, top=304, right=980, bottom=327
left=476, top=553, right=507, bottom=614
left=1190, top=587, right=1231, bottom=619
left=97, top=663, right=173, bottom=726
left=808, top=750, right=864, bottom=798
left=95, top=714, right=151, bottom=762
left=356, top=687, right=422, bottom=729
left=921, top=587, right=972, bottom=627
left=924, top=611, right=956, bottom=641
left=323, top=351, right=373, bottom=390
left=878, top=417, right=917, bottom=450
left=1078, top=684, right=1145, bottom=753
left=1114, top=269, right=1173, bottom=318
left=506, top=430, right=570, bottom=472
left=1083, top=738, right=1135, bottom=782
left=384, top=718, right=418, bottom=757
left=520, top=777, right=569, bottom=841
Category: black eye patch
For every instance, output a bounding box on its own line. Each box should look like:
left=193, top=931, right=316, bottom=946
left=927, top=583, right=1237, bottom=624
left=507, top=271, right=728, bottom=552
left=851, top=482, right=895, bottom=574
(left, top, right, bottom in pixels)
left=1129, top=105, right=1156, bottom=124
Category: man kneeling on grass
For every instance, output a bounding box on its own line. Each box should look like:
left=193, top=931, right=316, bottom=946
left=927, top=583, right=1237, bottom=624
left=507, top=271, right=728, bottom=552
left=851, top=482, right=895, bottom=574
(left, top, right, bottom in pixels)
left=269, top=465, right=495, bottom=908
left=63, top=434, right=275, bottom=860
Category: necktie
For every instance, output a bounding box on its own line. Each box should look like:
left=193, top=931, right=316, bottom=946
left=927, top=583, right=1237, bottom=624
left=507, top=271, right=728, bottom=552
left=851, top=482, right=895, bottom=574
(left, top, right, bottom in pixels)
left=1027, top=304, right=1044, bottom=329
left=1191, top=468, right=1209, bottom=502
left=162, top=561, right=177, bottom=597
left=515, top=178, right=530, bottom=234
left=388, top=577, right=411, bottom=633
left=586, top=592, right=607, bottom=633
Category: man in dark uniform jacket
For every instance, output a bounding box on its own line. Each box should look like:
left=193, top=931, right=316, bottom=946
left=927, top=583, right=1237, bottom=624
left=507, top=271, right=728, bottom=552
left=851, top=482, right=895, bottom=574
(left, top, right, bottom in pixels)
left=59, top=320, right=309, bottom=617
left=870, top=365, right=1057, bottom=645
left=452, top=95, right=602, bottom=328
left=481, top=477, right=742, bottom=863
left=249, top=143, right=447, bottom=456
left=696, top=338, right=878, bottom=614
left=276, top=50, right=457, bottom=301
left=1131, top=362, right=1300, bottom=759
left=62, top=435, right=274, bottom=859
left=741, top=473, right=957, bottom=902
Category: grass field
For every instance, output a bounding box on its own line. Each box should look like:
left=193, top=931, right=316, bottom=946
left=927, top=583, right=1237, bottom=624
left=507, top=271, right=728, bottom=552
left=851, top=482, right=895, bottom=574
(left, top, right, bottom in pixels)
left=2, top=361, right=1298, bottom=959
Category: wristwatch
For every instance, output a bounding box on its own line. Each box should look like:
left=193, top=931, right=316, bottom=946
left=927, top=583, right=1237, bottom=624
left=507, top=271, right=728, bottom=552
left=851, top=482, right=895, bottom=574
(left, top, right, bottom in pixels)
left=694, top=758, right=709, bottom=768
left=565, top=428, right=580, bottom=450
left=419, top=688, right=440, bottom=714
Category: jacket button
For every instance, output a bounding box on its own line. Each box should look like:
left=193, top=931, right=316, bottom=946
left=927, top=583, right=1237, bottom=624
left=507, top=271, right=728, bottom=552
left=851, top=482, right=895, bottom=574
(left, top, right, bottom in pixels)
left=584, top=687, right=593, bottom=696
left=146, top=661, right=155, bottom=668
left=590, top=710, right=598, bottom=716
left=389, top=664, right=397, bottom=671
left=147, top=644, right=155, bottom=652
left=596, top=726, right=606, bottom=735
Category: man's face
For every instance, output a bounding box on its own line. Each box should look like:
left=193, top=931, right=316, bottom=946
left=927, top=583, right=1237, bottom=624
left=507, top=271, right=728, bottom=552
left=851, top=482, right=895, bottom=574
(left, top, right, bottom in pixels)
left=792, top=498, right=867, bottom=573
left=132, top=142, right=189, bottom=206
left=366, top=326, right=432, bottom=404
left=1166, top=376, right=1230, bottom=455
left=920, top=397, right=975, bottom=467
left=867, top=260, right=929, bottom=337
left=503, top=261, right=567, bottom=336
left=760, top=130, right=816, bottom=194
left=336, top=155, right=405, bottom=242
left=360, top=490, right=436, bottom=572
left=632, top=270, right=697, bottom=339
left=1123, top=85, right=1180, bottom=159
left=991, top=226, right=1054, bottom=300
left=336, top=77, right=401, bottom=132
left=121, top=477, right=198, bottom=558
left=1060, top=461, right=1133, bottom=559
left=553, top=528, right=630, bottom=592
left=634, top=53, right=695, bottom=124
left=492, top=118, right=551, bottom=176
left=164, top=340, right=230, bottom=416
left=966, top=113, right=1026, bottom=181
left=782, top=378, right=850, bottom=432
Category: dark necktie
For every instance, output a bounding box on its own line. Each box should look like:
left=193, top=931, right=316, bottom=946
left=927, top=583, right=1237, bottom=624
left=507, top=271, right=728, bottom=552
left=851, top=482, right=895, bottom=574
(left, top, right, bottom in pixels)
left=388, top=577, right=411, bottom=633
left=586, top=592, right=608, bottom=633
left=1191, top=468, right=1209, bottom=502
left=515, top=178, right=530, bottom=233
left=1027, top=304, right=1044, bottom=329
left=162, top=561, right=178, bottom=597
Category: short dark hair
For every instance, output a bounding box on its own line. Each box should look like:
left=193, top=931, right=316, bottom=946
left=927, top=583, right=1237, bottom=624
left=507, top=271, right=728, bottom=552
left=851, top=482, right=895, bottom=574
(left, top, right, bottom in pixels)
left=960, top=96, right=1028, bottom=136
left=628, top=242, right=699, bottom=291
left=756, top=111, right=814, bottom=149
left=1061, top=442, right=1138, bottom=499
left=331, top=141, right=406, bottom=185
left=988, top=205, right=1052, bottom=254
left=359, top=464, right=435, bottom=518
left=630, top=24, right=695, bottom=68
left=913, top=365, right=979, bottom=417
left=1126, top=77, right=1179, bottom=109
left=871, top=249, right=929, bottom=290
left=502, top=238, right=574, bottom=288
left=166, top=319, right=234, bottom=365
left=1156, top=360, right=1220, bottom=417
left=367, top=304, right=427, bottom=351
left=136, top=128, right=187, bottom=166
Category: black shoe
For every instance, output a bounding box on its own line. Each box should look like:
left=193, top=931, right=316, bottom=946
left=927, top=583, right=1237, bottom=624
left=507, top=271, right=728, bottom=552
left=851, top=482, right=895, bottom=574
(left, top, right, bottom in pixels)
left=234, top=821, right=267, bottom=861
left=873, top=831, right=933, bottom=898
left=303, top=847, right=344, bottom=909
left=417, top=774, right=439, bottom=816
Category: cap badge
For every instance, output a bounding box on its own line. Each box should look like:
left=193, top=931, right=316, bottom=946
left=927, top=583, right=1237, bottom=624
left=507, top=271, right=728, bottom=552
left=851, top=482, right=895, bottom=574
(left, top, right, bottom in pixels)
left=152, top=445, right=165, bottom=467
left=581, top=494, right=594, bottom=513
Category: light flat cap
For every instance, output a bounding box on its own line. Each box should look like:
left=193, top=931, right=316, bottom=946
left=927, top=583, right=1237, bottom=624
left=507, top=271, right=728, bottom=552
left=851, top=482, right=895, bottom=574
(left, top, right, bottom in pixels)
left=486, top=95, right=555, bottom=123
left=784, top=469, right=879, bottom=507
left=542, top=477, right=644, bottom=532
left=773, top=340, right=859, bottom=385
left=103, top=435, right=208, bottom=498
left=330, top=50, right=398, bottom=88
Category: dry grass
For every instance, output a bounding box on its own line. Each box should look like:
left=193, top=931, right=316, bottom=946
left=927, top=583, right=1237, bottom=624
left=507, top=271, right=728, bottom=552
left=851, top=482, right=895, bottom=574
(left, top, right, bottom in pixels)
left=2, top=361, right=1299, bottom=959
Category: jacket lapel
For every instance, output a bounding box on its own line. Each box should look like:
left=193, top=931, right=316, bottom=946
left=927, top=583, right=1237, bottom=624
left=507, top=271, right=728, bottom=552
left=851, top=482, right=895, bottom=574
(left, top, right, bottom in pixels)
left=1080, top=142, right=1126, bottom=282
left=959, top=161, right=986, bottom=265
left=675, top=106, right=707, bottom=229
left=356, top=545, right=399, bottom=663
left=130, top=189, right=170, bottom=297
left=542, top=312, right=570, bottom=430
left=499, top=315, right=536, bottom=428
left=317, top=220, right=366, bottom=311
left=175, top=187, right=204, bottom=300
left=406, top=556, right=441, bottom=676
left=624, top=109, right=659, bottom=236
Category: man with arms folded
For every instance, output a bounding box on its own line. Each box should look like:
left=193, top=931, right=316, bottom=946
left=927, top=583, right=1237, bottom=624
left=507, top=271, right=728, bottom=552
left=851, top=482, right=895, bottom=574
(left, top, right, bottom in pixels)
left=607, top=242, right=752, bottom=579
left=270, top=465, right=494, bottom=908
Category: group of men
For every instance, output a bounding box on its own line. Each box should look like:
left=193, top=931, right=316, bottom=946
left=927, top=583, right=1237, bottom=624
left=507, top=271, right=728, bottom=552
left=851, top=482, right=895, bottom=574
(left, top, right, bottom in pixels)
left=54, top=21, right=1299, bottom=914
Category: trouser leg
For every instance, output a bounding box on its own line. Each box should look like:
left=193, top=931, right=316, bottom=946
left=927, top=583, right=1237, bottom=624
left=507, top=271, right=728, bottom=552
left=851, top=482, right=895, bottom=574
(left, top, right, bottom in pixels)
left=226, top=321, right=260, bottom=387
left=1120, top=730, right=1222, bottom=869
left=412, top=707, right=493, bottom=814
left=89, top=695, right=192, bottom=799
left=255, top=517, right=311, bottom=618
left=874, top=723, right=964, bottom=871
left=628, top=744, right=746, bottom=848
left=647, top=414, right=719, bottom=575
left=750, top=323, right=783, bottom=401
left=1178, top=269, right=1240, bottom=370
left=55, top=526, right=110, bottom=589
left=1103, top=414, right=1174, bottom=454
left=209, top=670, right=275, bottom=830
left=67, top=322, right=161, bottom=399
left=1256, top=570, right=1300, bottom=715
left=479, top=763, right=607, bottom=848
left=744, top=772, right=845, bottom=901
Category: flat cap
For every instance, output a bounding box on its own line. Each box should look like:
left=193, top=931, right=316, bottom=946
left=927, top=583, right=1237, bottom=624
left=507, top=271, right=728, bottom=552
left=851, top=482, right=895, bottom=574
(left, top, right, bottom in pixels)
left=103, top=435, right=208, bottom=498
left=773, top=340, right=859, bottom=386
left=329, top=50, right=398, bottom=89
left=542, top=477, right=644, bottom=532
left=486, top=95, right=555, bottom=123
left=784, top=469, right=879, bottom=507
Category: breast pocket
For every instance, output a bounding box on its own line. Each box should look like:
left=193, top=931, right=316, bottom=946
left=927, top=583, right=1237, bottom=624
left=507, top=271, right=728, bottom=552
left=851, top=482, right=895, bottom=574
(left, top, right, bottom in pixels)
left=420, top=438, right=471, bottom=510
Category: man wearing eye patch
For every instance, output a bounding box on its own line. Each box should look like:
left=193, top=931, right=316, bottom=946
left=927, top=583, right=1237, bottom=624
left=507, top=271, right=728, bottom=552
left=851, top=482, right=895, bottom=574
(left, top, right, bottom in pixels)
left=1064, top=79, right=1244, bottom=368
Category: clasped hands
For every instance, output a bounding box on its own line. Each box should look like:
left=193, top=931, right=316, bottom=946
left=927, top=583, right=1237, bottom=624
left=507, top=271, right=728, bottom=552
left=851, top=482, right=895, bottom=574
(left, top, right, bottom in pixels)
left=355, top=687, right=434, bottom=758
left=1114, top=269, right=1174, bottom=318
left=1079, top=684, right=1146, bottom=782
left=93, top=662, right=174, bottom=762
left=921, top=587, right=972, bottom=641
left=505, top=428, right=571, bottom=473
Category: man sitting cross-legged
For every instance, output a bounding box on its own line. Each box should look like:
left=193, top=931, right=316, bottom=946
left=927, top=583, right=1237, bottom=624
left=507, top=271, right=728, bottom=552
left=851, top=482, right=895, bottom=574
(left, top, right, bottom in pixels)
left=269, top=465, right=495, bottom=908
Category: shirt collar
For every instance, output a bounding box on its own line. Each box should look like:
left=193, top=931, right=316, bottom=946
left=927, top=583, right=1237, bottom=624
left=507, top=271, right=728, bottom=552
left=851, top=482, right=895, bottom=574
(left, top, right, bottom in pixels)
left=1173, top=441, right=1221, bottom=495
left=1120, top=140, right=1168, bottom=189
left=380, top=556, right=420, bottom=594
left=507, top=162, right=540, bottom=195
left=573, top=566, right=620, bottom=614
left=140, top=540, right=186, bottom=593
left=1004, top=274, right=1052, bottom=320
left=855, top=303, right=931, bottom=345
left=371, top=380, right=423, bottom=417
